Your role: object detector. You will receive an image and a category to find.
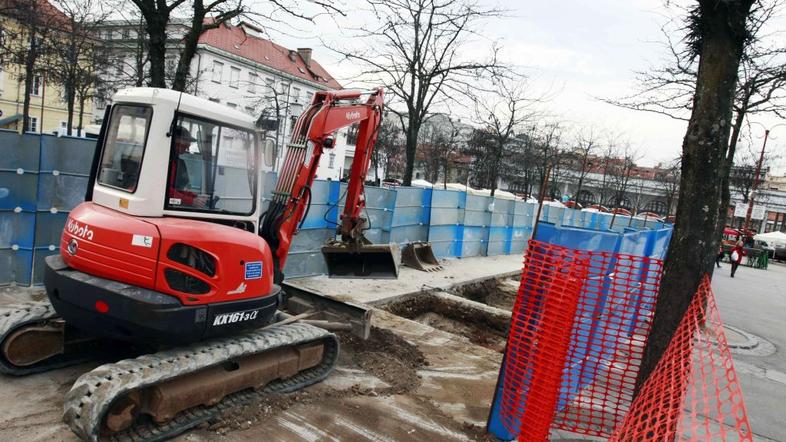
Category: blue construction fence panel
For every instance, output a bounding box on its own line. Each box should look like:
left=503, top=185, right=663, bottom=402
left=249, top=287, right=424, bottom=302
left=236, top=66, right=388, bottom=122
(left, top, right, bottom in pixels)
left=1, top=134, right=675, bottom=285
left=487, top=221, right=673, bottom=441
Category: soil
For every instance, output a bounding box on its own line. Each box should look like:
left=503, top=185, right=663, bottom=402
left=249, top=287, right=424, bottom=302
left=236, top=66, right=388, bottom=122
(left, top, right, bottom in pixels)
left=454, top=277, right=520, bottom=311
left=339, top=326, right=428, bottom=394
left=383, top=294, right=509, bottom=352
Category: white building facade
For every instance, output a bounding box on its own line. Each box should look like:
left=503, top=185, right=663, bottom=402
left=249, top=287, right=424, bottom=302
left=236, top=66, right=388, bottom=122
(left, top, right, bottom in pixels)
left=93, top=21, right=351, bottom=180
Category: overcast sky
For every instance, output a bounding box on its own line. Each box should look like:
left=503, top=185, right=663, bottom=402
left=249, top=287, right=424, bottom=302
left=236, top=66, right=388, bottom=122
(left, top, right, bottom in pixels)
left=260, top=0, right=786, bottom=174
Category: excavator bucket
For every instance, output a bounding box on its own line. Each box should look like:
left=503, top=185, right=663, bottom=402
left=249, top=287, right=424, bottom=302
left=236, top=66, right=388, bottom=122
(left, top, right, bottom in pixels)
left=321, top=242, right=401, bottom=279
left=401, top=242, right=442, bottom=272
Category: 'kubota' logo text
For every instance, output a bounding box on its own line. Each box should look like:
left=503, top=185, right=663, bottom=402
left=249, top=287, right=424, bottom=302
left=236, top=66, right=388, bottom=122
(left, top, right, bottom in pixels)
left=66, top=219, right=94, bottom=241
left=346, top=111, right=361, bottom=120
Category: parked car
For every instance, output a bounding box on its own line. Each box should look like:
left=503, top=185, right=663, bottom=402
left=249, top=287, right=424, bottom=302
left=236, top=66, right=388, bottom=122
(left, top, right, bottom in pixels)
left=774, top=245, right=786, bottom=262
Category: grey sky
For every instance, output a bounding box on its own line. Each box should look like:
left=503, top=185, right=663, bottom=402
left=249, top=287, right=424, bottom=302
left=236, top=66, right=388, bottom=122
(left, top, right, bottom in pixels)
left=262, top=0, right=786, bottom=173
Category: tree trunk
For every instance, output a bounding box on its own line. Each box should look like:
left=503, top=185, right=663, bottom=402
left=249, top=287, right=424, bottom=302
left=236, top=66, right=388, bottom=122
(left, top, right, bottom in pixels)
left=77, top=95, right=86, bottom=137
left=172, top=10, right=203, bottom=92
left=21, top=30, right=37, bottom=133
left=636, top=0, right=754, bottom=392
left=403, top=123, right=420, bottom=186
left=145, top=15, right=168, bottom=88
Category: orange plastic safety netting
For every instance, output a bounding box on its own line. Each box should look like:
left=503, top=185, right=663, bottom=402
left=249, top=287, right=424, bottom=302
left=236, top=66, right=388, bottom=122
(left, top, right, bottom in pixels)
left=499, top=239, right=663, bottom=440
left=497, top=240, right=752, bottom=441
left=610, top=276, right=753, bottom=441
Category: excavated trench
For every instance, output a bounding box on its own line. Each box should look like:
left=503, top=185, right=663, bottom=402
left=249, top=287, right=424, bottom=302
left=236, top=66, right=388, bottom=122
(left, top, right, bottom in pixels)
left=381, top=289, right=511, bottom=353
left=452, top=276, right=521, bottom=311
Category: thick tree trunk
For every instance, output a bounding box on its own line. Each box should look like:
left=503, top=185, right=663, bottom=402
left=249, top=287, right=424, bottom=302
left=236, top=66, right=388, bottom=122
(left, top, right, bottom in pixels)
left=145, top=15, right=168, bottom=88
left=636, top=0, right=754, bottom=391
left=171, top=17, right=202, bottom=92
left=403, top=123, right=420, bottom=186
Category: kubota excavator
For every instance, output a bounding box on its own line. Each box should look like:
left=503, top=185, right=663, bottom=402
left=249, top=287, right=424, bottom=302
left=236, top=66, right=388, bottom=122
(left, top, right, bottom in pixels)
left=0, top=87, right=399, bottom=441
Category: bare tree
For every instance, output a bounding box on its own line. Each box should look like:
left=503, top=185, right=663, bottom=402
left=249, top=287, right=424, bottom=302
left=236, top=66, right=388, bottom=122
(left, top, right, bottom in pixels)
left=653, top=157, right=681, bottom=217
left=331, top=0, right=505, bottom=186
left=566, top=126, right=601, bottom=204
left=417, top=114, right=459, bottom=185
left=608, top=144, right=642, bottom=209
left=128, top=0, right=244, bottom=90
left=375, top=117, right=406, bottom=180
left=0, top=0, right=64, bottom=132
left=606, top=1, right=786, bottom=259
left=471, top=79, right=539, bottom=196
left=637, top=0, right=757, bottom=393
left=48, top=0, right=108, bottom=136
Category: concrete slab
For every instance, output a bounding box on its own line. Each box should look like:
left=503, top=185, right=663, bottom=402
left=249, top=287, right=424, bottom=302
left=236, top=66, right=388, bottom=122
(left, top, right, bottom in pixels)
left=286, top=254, right=523, bottom=305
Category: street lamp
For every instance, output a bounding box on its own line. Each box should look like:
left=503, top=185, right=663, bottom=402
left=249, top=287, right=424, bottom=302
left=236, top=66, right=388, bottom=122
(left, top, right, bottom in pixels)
left=743, top=122, right=786, bottom=233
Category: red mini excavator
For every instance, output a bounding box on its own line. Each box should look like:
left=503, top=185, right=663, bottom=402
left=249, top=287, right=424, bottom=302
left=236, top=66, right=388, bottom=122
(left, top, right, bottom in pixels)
left=0, top=87, right=395, bottom=441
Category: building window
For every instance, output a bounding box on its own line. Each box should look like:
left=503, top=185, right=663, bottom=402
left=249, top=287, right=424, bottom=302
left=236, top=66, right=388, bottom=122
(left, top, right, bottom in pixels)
left=212, top=61, right=223, bottom=83
left=328, top=152, right=335, bottom=169
left=248, top=72, right=257, bottom=93
left=244, top=106, right=255, bottom=115
left=121, top=28, right=130, bottom=39
left=28, top=117, right=38, bottom=133
left=226, top=102, right=237, bottom=109
left=208, top=97, right=220, bottom=103
left=31, top=75, right=42, bottom=96
left=292, top=87, right=301, bottom=103
left=290, top=116, right=297, bottom=132
left=230, top=66, right=240, bottom=88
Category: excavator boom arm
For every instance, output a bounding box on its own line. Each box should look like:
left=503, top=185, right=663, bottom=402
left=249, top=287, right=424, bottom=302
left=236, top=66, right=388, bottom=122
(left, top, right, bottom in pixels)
left=259, top=88, right=385, bottom=281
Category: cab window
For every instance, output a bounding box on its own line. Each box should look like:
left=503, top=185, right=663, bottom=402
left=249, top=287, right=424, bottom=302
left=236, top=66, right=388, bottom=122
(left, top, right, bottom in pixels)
left=97, top=105, right=153, bottom=192
left=166, top=114, right=256, bottom=215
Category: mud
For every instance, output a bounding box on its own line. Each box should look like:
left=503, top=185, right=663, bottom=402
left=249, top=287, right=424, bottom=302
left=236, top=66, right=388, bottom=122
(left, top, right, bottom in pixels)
left=383, top=294, right=509, bottom=352
left=453, top=277, right=520, bottom=311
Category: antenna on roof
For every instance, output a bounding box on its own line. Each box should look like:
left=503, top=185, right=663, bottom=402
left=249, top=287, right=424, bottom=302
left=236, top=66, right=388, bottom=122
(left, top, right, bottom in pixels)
left=167, top=91, right=185, bottom=138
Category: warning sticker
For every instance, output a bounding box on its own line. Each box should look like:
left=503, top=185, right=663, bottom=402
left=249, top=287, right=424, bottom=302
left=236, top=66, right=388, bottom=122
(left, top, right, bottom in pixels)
left=244, top=261, right=262, bottom=280
left=131, top=234, right=153, bottom=248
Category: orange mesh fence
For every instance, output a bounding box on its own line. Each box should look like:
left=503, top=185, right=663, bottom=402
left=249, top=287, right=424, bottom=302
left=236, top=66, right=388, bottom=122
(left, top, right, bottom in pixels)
left=610, top=276, right=753, bottom=441
left=498, top=239, right=663, bottom=440
left=494, top=239, right=752, bottom=441
left=498, top=241, right=589, bottom=441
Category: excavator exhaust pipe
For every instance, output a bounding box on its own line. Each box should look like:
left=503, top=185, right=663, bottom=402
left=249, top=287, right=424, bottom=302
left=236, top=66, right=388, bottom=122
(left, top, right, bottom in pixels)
left=321, top=242, right=401, bottom=279
left=401, top=242, right=442, bottom=272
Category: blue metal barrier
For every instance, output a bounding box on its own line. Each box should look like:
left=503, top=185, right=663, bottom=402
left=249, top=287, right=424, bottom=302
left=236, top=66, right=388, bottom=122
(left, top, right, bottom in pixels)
left=487, top=220, right=672, bottom=440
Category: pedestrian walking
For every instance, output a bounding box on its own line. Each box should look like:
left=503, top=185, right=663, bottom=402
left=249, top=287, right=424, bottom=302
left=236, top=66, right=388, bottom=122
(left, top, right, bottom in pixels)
left=716, top=245, right=724, bottom=268
left=730, top=240, right=746, bottom=278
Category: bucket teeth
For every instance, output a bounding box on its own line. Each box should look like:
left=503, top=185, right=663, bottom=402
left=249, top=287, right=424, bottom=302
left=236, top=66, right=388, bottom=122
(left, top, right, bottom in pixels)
left=401, top=242, right=442, bottom=272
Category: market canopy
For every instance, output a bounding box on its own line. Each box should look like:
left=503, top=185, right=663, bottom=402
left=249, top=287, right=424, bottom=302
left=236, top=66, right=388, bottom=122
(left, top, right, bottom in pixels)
left=754, top=230, right=786, bottom=247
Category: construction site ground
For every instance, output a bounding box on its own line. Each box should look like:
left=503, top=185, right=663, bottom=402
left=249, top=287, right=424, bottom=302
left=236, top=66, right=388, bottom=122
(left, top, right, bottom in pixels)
left=0, top=254, right=577, bottom=442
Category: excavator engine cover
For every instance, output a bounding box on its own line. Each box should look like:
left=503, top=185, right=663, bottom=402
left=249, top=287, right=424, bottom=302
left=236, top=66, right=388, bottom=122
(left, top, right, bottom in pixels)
left=321, top=242, right=401, bottom=279
left=402, top=242, right=442, bottom=272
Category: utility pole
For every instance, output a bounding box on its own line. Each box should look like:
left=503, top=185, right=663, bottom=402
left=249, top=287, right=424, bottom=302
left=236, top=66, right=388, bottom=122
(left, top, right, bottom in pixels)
left=743, top=123, right=785, bottom=233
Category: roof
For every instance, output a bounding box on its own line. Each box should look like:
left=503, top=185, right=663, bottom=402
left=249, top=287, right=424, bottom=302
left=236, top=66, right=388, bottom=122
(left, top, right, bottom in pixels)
left=0, top=0, right=70, bottom=29
left=198, top=23, right=342, bottom=89
left=113, top=88, right=256, bottom=130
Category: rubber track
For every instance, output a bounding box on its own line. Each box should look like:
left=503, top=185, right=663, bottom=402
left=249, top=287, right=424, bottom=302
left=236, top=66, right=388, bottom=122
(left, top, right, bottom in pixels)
left=0, top=301, right=96, bottom=376
left=63, top=322, right=339, bottom=442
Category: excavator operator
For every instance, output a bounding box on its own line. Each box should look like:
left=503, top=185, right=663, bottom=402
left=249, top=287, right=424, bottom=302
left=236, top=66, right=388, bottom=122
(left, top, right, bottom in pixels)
left=168, top=126, right=208, bottom=208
